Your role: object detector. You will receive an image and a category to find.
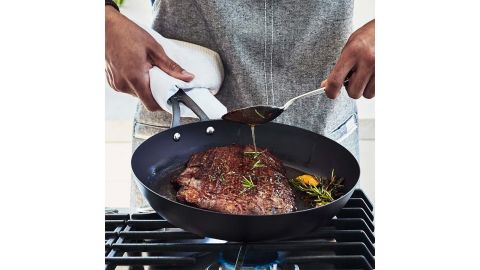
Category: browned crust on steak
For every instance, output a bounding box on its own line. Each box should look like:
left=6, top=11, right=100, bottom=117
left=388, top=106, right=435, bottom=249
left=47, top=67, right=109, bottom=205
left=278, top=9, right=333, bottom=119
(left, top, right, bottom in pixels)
left=173, top=145, right=295, bottom=215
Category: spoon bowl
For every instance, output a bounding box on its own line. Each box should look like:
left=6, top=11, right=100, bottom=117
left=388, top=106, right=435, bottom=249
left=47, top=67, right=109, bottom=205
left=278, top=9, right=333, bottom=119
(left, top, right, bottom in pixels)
left=222, top=80, right=349, bottom=125
left=221, top=105, right=284, bottom=125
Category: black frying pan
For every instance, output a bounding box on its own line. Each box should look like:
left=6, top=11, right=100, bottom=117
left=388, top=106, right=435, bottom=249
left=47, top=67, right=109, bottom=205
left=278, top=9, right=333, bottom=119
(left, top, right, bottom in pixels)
left=131, top=89, right=360, bottom=242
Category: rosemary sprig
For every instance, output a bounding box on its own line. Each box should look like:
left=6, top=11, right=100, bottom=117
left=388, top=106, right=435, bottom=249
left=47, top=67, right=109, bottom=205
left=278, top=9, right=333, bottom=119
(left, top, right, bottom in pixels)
left=289, top=178, right=333, bottom=206
left=289, top=170, right=344, bottom=207
left=243, top=151, right=263, bottom=159
left=254, top=109, right=266, bottom=119
left=219, top=174, right=225, bottom=182
left=252, top=159, right=265, bottom=169
left=320, top=169, right=344, bottom=198
left=240, top=176, right=256, bottom=193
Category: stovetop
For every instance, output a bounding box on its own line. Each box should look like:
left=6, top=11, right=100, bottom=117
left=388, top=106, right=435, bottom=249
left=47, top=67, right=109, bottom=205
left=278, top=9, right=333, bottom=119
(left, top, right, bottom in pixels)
left=105, top=189, right=374, bottom=270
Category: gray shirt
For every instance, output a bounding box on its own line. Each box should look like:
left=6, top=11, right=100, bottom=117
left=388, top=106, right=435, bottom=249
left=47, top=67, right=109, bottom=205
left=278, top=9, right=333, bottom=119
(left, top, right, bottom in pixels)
left=134, top=0, right=358, bottom=156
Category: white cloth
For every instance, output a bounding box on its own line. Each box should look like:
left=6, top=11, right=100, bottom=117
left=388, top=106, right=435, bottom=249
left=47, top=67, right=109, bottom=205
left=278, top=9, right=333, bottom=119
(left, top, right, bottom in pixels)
left=143, top=27, right=227, bottom=119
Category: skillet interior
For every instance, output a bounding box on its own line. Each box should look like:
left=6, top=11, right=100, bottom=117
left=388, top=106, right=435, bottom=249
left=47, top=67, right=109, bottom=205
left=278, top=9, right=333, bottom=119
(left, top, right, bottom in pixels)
left=131, top=120, right=360, bottom=241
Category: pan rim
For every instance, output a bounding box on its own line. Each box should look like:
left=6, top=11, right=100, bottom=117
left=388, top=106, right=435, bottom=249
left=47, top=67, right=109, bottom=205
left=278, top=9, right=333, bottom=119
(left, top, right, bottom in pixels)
left=132, top=120, right=360, bottom=218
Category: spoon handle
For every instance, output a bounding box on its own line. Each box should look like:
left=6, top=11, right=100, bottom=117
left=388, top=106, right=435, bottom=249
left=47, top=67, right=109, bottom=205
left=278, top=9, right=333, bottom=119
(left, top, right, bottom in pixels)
left=282, top=87, right=326, bottom=110
left=282, top=79, right=350, bottom=110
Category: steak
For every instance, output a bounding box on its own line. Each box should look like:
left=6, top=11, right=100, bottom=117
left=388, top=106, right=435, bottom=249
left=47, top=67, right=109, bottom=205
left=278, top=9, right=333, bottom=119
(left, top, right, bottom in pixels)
left=173, top=145, right=295, bottom=215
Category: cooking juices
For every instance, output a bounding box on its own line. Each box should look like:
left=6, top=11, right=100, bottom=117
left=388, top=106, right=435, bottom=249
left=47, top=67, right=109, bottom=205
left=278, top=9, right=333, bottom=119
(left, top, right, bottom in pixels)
left=250, top=125, right=257, bottom=152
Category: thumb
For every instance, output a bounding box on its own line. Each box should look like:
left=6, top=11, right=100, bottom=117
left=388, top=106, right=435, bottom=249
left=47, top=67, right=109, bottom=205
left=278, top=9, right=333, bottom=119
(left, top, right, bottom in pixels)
left=149, top=42, right=195, bottom=82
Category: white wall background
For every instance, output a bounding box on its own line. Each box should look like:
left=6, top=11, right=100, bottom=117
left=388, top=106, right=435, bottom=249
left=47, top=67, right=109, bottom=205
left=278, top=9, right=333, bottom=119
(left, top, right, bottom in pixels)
left=105, top=0, right=375, bottom=208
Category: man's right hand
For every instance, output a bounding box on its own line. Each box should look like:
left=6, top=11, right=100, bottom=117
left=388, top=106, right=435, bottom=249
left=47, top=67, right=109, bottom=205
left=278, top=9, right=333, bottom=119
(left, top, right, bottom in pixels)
left=105, top=6, right=194, bottom=111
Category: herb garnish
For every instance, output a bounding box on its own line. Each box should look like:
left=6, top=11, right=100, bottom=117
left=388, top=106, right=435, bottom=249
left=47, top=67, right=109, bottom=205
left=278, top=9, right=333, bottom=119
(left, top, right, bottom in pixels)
left=252, top=159, right=265, bottom=169
left=289, top=170, right=344, bottom=207
left=254, top=109, right=266, bottom=119
left=243, top=151, right=263, bottom=159
left=240, top=176, right=256, bottom=193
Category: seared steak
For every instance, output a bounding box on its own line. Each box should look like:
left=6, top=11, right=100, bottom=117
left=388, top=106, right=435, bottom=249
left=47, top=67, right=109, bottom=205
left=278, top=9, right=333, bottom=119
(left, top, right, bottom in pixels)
left=173, top=145, right=295, bottom=215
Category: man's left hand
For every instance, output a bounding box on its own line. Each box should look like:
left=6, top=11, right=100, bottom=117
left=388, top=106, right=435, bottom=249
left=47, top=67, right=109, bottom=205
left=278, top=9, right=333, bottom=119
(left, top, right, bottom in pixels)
left=322, top=19, right=375, bottom=99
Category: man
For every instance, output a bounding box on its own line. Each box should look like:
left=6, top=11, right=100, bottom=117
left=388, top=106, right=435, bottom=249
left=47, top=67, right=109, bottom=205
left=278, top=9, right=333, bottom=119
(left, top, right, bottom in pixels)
left=105, top=0, right=374, bottom=210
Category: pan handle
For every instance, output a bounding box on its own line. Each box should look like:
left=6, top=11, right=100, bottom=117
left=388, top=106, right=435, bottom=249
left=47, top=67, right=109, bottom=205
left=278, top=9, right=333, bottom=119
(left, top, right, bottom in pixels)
left=168, top=88, right=210, bottom=128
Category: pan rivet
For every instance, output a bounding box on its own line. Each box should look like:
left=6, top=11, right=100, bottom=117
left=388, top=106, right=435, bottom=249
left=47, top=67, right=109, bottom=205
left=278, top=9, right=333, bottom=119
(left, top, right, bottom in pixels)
left=206, top=126, right=215, bottom=135
left=173, top=132, right=181, bottom=141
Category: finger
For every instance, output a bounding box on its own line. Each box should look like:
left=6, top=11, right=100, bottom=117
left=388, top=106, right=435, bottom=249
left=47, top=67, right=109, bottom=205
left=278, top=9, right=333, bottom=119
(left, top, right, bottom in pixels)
left=325, top=52, right=356, bottom=99
left=105, top=65, right=120, bottom=91
left=105, top=69, right=113, bottom=88
left=125, top=87, right=138, bottom=98
left=345, top=65, right=372, bottom=99
left=320, top=79, right=327, bottom=88
left=112, top=77, right=131, bottom=94
left=148, top=42, right=195, bottom=82
left=363, top=75, right=375, bottom=99
left=128, top=72, right=161, bottom=111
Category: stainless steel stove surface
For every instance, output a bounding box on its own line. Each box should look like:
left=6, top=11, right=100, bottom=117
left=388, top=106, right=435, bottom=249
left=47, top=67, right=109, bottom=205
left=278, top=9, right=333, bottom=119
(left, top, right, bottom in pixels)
left=105, top=189, right=374, bottom=270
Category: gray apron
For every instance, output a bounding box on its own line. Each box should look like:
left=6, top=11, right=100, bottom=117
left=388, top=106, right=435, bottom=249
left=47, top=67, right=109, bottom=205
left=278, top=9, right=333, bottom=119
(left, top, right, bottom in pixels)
left=131, top=0, right=359, bottom=210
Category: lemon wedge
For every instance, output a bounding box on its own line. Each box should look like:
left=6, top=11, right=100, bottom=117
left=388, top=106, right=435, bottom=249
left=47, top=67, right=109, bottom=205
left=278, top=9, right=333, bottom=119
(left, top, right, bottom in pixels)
left=295, top=174, right=319, bottom=186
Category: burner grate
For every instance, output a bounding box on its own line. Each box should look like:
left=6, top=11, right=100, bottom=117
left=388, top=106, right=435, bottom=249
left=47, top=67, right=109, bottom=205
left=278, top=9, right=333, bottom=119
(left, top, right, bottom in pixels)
left=105, top=189, right=375, bottom=270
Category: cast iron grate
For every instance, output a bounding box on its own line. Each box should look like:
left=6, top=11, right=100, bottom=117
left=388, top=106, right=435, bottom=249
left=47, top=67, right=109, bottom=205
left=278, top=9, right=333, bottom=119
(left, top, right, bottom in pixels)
left=105, top=189, right=374, bottom=270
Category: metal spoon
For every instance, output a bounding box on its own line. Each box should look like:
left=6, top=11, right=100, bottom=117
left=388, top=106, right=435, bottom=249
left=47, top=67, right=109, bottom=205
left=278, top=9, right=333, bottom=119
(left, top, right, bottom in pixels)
left=222, top=80, right=348, bottom=125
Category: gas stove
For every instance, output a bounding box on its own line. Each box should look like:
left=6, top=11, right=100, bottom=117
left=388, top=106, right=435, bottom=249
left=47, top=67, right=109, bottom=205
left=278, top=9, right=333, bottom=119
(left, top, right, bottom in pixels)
left=105, top=189, right=374, bottom=270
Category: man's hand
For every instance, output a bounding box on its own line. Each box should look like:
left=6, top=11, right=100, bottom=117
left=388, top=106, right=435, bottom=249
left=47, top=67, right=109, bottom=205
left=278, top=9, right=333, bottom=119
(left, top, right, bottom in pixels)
left=322, top=20, right=375, bottom=99
left=105, top=6, right=194, bottom=111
